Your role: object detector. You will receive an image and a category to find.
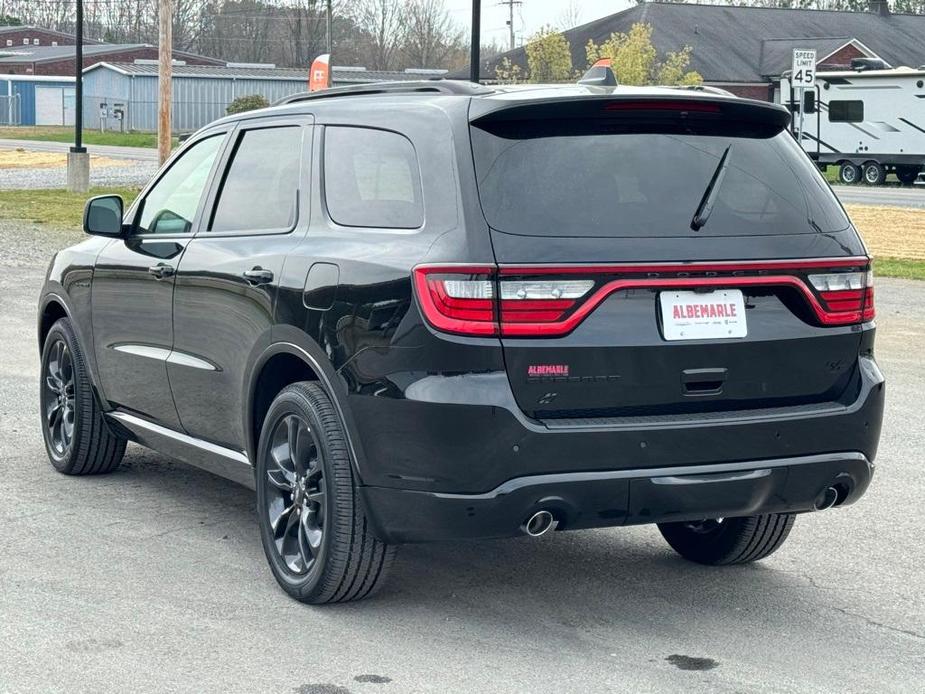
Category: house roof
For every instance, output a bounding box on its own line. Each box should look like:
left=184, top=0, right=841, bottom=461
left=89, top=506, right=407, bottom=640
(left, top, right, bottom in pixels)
left=84, top=62, right=446, bottom=84
left=467, top=2, right=925, bottom=83
left=758, top=37, right=868, bottom=76
left=0, top=43, right=145, bottom=63
left=0, top=25, right=101, bottom=43
left=0, top=42, right=224, bottom=65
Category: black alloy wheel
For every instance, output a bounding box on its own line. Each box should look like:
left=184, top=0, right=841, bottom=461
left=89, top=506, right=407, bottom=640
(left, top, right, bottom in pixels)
left=659, top=512, right=795, bottom=565
left=41, top=338, right=75, bottom=460
left=39, top=318, right=126, bottom=475
left=263, top=413, right=327, bottom=575
left=256, top=382, right=395, bottom=603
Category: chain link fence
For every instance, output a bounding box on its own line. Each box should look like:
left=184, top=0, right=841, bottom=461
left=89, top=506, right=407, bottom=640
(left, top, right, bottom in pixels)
left=0, top=95, right=21, bottom=126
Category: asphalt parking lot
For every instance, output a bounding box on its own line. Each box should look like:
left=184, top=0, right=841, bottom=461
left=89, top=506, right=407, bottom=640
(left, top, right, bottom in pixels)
left=0, top=220, right=922, bottom=694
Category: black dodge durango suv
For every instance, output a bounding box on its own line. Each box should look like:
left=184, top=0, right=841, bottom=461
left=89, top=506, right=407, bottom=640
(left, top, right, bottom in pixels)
left=37, top=81, right=884, bottom=603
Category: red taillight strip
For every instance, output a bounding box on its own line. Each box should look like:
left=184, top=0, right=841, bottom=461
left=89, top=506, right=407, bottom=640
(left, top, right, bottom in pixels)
left=414, top=260, right=873, bottom=338
left=500, top=276, right=868, bottom=337
left=498, top=257, right=869, bottom=276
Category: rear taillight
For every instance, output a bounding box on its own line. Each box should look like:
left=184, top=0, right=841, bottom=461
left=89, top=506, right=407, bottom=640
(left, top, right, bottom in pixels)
left=413, top=266, right=498, bottom=336
left=414, top=268, right=596, bottom=336
left=809, top=270, right=875, bottom=324
left=414, top=259, right=874, bottom=338
left=499, top=280, right=594, bottom=325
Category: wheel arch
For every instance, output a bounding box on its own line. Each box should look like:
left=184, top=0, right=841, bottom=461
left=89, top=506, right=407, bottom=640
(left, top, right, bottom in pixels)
left=37, top=292, right=72, bottom=353
left=245, top=339, right=367, bottom=483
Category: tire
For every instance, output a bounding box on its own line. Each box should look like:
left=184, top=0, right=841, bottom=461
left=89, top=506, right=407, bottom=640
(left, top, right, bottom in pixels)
left=658, top=513, right=795, bottom=566
left=40, top=318, right=126, bottom=475
left=255, top=382, right=396, bottom=603
left=838, top=162, right=860, bottom=185
left=862, top=161, right=886, bottom=186
left=897, top=166, right=921, bottom=186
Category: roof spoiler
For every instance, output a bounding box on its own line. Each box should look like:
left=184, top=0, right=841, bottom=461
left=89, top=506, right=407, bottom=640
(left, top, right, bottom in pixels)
left=469, top=94, right=791, bottom=133
left=578, top=59, right=618, bottom=87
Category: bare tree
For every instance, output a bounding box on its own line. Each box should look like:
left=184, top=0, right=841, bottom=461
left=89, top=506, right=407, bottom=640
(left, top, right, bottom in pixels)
left=352, top=0, right=404, bottom=70
left=401, top=0, right=464, bottom=68
left=557, top=0, right=583, bottom=30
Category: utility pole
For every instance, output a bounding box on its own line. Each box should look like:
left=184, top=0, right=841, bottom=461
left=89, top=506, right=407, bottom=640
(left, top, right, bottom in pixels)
left=158, top=0, right=172, bottom=165
left=325, top=0, right=333, bottom=55
left=66, top=0, right=88, bottom=192
left=470, top=0, right=481, bottom=83
left=498, top=0, right=522, bottom=51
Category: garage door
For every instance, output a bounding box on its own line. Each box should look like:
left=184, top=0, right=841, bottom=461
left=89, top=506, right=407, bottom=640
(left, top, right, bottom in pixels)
left=35, top=86, right=64, bottom=125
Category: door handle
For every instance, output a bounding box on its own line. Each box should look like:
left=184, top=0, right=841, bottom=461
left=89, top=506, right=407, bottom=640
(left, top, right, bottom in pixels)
left=243, top=267, right=274, bottom=286
left=148, top=263, right=175, bottom=280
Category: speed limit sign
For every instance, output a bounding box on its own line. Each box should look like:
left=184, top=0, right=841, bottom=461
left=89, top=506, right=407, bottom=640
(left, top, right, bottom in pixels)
left=791, top=49, right=817, bottom=87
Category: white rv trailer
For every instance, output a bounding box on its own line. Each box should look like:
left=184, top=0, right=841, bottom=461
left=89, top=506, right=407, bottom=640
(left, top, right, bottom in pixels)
left=780, top=65, right=925, bottom=185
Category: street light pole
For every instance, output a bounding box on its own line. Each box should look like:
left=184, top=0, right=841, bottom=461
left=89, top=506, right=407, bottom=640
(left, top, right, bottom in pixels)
left=325, top=0, right=333, bottom=55
left=67, top=0, right=88, bottom=192
left=74, top=0, right=83, bottom=151
left=470, top=0, right=481, bottom=83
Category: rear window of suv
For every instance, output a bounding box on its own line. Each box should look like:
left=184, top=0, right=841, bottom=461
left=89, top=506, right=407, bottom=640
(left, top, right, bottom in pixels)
left=471, top=119, right=849, bottom=238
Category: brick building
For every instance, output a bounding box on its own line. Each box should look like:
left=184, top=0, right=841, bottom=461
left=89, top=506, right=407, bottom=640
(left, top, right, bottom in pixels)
left=0, top=25, right=99, bottom=49
left=465, top=1, right=925, bottom=101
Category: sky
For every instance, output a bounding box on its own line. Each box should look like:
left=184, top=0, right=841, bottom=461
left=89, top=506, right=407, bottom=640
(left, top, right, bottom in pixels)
left=445, top=1, right=634, bottom=50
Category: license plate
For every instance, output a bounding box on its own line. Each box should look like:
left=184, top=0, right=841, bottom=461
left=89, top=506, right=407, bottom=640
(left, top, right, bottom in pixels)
left=659, top=289, right=747, bottom=341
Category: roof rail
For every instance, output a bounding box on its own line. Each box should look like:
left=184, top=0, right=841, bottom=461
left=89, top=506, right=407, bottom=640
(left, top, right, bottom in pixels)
left=273, top=79, right=493, bottom=106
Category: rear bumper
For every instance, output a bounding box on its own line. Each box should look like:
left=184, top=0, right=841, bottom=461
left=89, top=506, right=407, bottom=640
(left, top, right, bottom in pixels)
left=361, top=451, right=873, bottom=543
left=352, top=355, right=884, bottom=542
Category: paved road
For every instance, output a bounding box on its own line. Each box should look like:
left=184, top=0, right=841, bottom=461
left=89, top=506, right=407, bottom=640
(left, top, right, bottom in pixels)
left=0, top=222, right=922, bottom=694
left=0, top=138, right=158, bottom=162
left=833, top=184, right=925, bottom=209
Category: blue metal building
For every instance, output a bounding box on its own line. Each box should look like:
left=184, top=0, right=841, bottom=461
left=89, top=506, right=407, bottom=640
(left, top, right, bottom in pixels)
left=0, top=74, right=76, bottom=126
left=81, top=62, right=447, bottom=132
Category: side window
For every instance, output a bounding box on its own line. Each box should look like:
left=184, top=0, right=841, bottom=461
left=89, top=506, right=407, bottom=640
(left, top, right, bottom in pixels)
left=324, top=126, right=423, bottom=229
left=829, top=100, right=864, bottom=123
left=210, top=126, right=302, bottom=233
left=136, top=134, right=223, bottom=235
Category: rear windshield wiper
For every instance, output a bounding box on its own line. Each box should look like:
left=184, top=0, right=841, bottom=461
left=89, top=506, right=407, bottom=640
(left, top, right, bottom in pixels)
left=690, top=145, right=732, bottom=231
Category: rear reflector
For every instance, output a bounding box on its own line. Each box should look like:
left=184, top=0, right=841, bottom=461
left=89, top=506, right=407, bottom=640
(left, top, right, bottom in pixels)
left=413, top=259, right=874, bottom=338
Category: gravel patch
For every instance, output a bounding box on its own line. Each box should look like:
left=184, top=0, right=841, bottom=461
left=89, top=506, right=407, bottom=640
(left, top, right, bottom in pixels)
left=0, top=217, right=80, bottom=268
left=0, top=159, right=156, bottom=190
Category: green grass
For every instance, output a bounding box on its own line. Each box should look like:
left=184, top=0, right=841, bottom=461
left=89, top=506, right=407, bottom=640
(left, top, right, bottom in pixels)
left=873, top=257, right=925, bottom=281
left=0, top=126, right=176, bottom=149
left=0, top=186, right=141, bottom=229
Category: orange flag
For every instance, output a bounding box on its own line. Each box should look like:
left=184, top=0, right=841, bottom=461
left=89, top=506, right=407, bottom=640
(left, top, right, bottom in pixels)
left=309, top=54, right=331, bottom=92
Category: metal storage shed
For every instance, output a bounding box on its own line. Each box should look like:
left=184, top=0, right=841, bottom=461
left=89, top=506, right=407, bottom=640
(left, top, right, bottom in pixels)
left=0, top=74, right=76, bottom=125
left=81, top=62, right=448, bottom=132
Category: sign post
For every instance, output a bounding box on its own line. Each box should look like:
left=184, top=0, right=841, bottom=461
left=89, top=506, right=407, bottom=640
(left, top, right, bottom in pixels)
left=791, top=49, right=817, bottom=147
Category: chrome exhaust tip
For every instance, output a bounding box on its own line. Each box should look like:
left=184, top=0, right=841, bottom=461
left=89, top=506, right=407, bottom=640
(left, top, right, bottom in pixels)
left=814, top=486, right=839, bottom=511
left=523, top=510, right=556, bottom=537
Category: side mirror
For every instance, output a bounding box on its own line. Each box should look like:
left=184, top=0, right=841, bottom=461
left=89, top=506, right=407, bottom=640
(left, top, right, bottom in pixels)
left=83, top=195, right=124, bottom=237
